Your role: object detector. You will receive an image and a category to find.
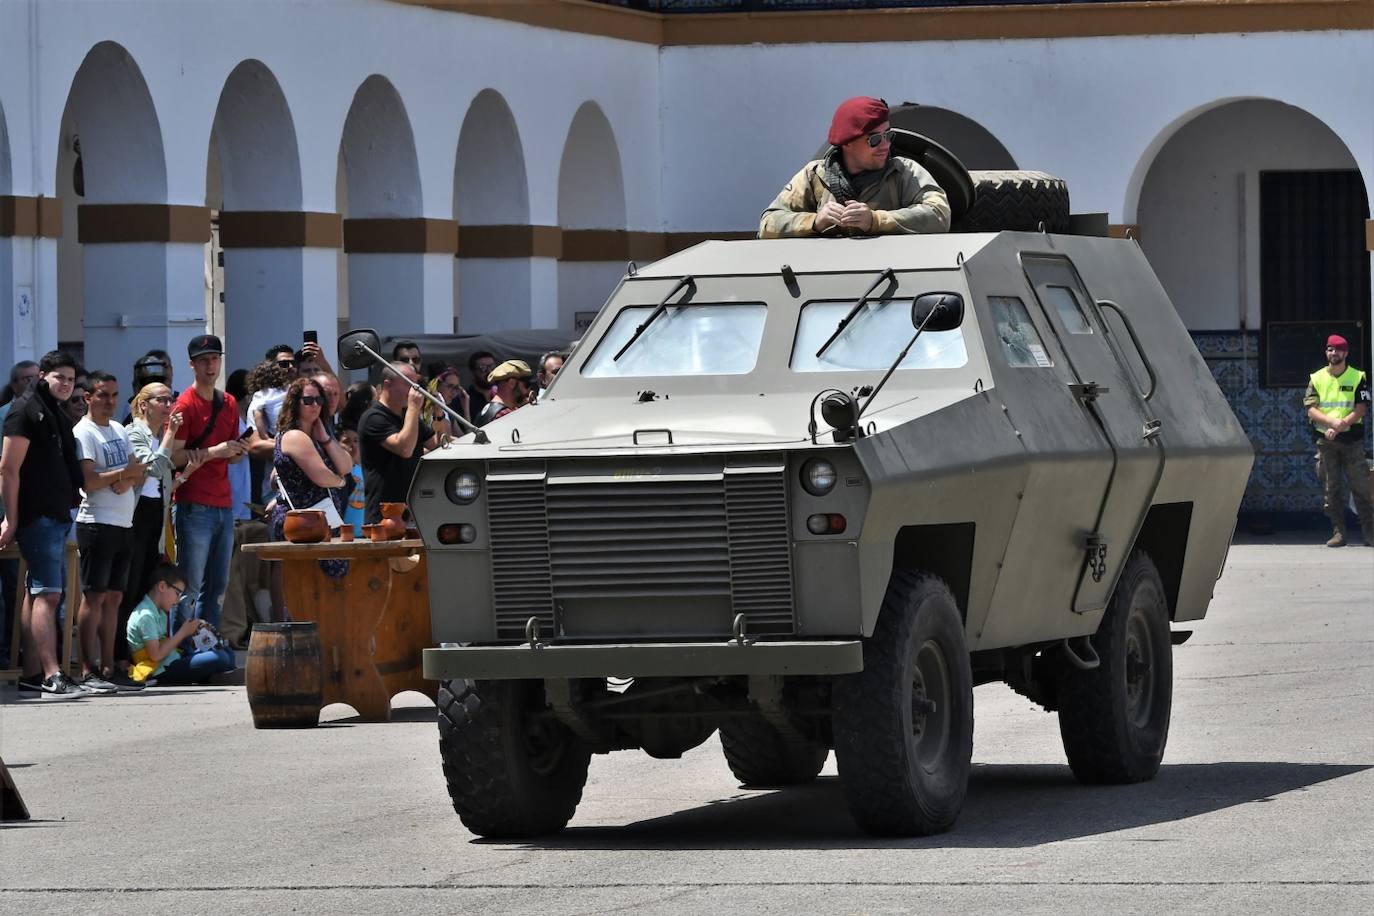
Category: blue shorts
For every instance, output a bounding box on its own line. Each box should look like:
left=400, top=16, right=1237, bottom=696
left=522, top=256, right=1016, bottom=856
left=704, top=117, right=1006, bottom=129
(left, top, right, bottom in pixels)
left=17, top=516, right=70, bottom=596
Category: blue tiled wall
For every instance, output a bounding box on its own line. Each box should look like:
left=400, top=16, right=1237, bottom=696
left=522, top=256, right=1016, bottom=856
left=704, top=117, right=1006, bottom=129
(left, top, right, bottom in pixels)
left=1193, top=330, right=1372, bottom=517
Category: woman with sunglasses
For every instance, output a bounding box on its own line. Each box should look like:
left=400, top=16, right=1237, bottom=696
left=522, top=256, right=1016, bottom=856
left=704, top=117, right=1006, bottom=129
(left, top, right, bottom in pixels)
left=759, top=95, right=950, bottom=239
left=270, top=379, right=353, bottom=577
left=119, top=382, right=205, bottom=663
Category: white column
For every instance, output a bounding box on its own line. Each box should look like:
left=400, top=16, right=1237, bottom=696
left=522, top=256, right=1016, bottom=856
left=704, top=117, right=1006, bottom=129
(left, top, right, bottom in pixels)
left=348, top=253, right=424, bottom=340
left=223, top=247, right=304, bottom=373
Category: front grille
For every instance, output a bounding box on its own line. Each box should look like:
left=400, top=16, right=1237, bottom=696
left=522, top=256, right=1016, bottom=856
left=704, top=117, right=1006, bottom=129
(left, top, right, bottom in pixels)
left=487, top=472, right=554, bottom=639
left=486, top=458, right=795, bottom=640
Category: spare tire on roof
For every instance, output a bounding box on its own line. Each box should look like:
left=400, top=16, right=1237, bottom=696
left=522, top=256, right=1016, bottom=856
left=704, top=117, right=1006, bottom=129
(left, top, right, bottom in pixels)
left=955, top=170, right=1070, bottom=233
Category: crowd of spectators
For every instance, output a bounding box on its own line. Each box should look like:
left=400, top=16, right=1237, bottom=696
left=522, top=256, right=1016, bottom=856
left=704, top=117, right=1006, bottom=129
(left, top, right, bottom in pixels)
left=0, top=334, right=566, bottom=699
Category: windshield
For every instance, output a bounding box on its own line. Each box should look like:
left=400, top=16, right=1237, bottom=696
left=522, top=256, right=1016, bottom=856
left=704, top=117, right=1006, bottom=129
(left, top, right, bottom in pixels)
left=581, top=303, right=768, bottom=377
left=791, top=299, right=968, bottom=372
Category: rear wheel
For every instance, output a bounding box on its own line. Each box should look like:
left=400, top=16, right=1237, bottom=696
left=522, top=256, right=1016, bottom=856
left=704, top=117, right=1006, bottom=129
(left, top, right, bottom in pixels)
left=719, top=717, right=828, bottom=787
left=1057, top=551, right=1173, bottom=783
left=832, top=571, right=974, bottom=836
left=437, top=678, right=591, bottom=838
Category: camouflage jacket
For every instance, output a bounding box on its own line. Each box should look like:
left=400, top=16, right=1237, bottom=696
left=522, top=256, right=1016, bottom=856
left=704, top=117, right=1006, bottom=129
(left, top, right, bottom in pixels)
left=758, top=155, right=951, bottom=239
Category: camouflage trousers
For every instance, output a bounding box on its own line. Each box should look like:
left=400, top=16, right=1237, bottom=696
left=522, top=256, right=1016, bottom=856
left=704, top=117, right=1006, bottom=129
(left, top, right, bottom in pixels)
left=1315, top=438, right=1374, bottom=536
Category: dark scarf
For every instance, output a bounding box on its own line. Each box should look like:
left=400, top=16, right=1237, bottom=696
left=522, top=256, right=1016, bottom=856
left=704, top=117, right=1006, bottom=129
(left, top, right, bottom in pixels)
left=821, top=148, right=888, bottom=203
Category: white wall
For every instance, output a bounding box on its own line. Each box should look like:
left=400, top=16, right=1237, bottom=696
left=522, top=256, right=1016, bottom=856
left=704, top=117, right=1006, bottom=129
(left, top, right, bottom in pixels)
left=0, top=0, right=1369, bottom=368
left=659, top=31, right=1374, bottom=233
left=1137, top=100, right=1360, bottom=331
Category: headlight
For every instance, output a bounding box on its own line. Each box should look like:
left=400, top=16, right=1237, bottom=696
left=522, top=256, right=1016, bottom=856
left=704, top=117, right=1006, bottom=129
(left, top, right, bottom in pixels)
left=445, top=469, right=481, bottom=504
left=801, top=458, right=838, bottom=496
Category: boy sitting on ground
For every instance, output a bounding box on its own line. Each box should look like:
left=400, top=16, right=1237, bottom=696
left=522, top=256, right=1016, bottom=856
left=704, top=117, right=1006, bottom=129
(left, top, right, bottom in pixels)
left=126, top=561, right=235, bottom=685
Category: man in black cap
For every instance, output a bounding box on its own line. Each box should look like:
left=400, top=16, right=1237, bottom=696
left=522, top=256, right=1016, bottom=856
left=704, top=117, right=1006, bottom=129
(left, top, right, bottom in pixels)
left=169, top=334, right=248, bottom=632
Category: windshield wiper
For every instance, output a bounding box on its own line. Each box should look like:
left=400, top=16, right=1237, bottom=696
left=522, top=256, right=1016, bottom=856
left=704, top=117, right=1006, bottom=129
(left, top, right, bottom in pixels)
left=814, top=267, right=896, bottom=359
left=614, top=275, right=696, bottom=361
left=858, top=293, right=955, bottom=418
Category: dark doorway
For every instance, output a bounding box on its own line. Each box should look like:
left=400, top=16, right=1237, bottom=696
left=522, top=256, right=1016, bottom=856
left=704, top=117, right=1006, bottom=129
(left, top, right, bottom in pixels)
left=1260, top=169, right=1370, bottom=387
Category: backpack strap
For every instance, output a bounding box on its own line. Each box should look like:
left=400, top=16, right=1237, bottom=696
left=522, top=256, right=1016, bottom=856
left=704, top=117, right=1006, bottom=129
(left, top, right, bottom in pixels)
left=184, top=391, right=225, bottom=452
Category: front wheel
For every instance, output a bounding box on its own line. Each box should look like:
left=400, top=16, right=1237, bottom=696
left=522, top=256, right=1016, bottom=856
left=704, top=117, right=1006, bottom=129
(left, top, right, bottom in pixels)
left=1057, top=551, right=1173, bottom=783
left=832, top=571, right=974, bottom=837
left=437, top=678, right=591, bottom=838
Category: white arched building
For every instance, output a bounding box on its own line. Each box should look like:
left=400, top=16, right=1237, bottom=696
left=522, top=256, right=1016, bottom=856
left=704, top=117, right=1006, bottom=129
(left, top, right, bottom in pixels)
left=0, top=0, right=1369, bottom=517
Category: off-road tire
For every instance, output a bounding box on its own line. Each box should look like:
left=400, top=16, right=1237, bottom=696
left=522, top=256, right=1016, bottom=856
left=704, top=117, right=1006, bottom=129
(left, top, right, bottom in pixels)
left=719, top=717, right=828, bottom=787
left=832, top=571, right=974, bottom=836
left=437, top=678, right=591, bottom=838
left=1056, top=551, right=1172, bottom=784
left=955, top=170, right=1071, bottom=233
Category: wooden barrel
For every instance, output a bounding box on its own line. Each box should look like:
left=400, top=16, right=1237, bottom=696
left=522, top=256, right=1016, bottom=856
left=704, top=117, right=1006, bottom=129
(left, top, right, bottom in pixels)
left=246, top=622, right=323, bottom=729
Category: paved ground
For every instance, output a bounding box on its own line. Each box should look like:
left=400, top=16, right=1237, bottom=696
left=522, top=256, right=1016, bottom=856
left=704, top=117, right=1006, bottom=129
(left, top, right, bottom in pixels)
left=2, top=543, right=1371, bottom=915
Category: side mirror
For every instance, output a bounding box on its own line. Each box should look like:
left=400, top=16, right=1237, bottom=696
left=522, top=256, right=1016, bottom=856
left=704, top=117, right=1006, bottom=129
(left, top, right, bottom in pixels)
left=911, top=293, right=964, bottom=332
left=337, top=328, right=382, bottom=370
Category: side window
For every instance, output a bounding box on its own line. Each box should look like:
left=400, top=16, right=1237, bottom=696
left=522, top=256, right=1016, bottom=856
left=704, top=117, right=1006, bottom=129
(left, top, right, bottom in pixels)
left=1043, top=285, right=1093, bottom=334
left=989, top=296, right=1053, bottom=368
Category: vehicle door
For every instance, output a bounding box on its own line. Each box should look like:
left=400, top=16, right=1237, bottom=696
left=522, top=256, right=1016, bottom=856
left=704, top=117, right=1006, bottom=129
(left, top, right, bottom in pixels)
left=1021, top=255, right=1164, bottom=615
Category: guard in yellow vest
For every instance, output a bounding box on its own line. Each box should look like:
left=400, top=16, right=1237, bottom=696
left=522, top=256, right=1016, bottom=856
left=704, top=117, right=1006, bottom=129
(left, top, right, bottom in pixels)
left=1304, top=334, right=1373, bottom=547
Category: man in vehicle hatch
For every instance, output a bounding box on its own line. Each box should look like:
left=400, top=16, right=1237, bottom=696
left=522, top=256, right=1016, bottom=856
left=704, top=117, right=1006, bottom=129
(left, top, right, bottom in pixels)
left=1305, top=333, right=1373, bottom=547
left=759, top=96, right=950, bottom=239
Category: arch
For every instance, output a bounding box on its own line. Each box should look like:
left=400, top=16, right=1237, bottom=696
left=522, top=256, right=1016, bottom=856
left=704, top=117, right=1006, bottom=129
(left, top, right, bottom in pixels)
left=453, top=89, right=533, bottom=332
left=1135, top=98, right=1363, bottom=331
left=890, top=104, right=1016, bottom=171
left=58, top=41, right=167, bottom=204
left=56, top=42, right=169, bottom=367
left=455, top=89, right=530, bottom=225
left=208, top=60, right=303, bottom=210
left=339, top=75, right=422, bottom=218
left=557, top=101, right=626, bottom=231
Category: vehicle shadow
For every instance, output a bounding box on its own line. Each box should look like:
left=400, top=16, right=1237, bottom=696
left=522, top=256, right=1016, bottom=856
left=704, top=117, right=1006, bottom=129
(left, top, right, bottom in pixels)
left=502, top=761, right=1370, bottom=851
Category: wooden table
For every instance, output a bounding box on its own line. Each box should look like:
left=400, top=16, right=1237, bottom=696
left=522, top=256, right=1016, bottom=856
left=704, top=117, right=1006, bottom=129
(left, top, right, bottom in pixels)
left=241, top=539, right=436, bottom=721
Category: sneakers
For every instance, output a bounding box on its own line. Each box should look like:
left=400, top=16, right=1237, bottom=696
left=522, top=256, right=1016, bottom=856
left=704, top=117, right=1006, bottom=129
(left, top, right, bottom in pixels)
left=103, top=671, right=147, bottom=693
left=1325, top=530, right=1345, bottom=548
left=79, top=673, right=119, bottom=695
left=36, top=672, right=87, bottom=699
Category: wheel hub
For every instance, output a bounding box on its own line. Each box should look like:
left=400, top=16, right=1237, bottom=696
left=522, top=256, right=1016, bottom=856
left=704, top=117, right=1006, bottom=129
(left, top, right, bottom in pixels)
left=911, top=639, right=952, bottom=770
left=1124, top=604, right=1156, bottom=728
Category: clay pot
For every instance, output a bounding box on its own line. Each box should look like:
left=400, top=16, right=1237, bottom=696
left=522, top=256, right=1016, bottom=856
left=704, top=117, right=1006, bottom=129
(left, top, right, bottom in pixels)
left=283, top=509, right=329, bottom=544
left=362, top=524, right=386, bottom=542
left=377, top=502, right=408, bottom=541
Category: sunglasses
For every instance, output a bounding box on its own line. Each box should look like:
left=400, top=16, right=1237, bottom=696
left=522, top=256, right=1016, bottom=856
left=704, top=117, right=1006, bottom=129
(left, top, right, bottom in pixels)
left=865, top=129, right=895, bottom=148
left=298, top=395, right=324, bottom=406
left=277, top=359, right=297, bottom=367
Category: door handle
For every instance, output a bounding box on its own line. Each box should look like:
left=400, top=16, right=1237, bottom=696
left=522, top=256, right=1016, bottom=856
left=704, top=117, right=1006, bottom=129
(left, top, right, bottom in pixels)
left=1095, top=299, right=1157, bottom=400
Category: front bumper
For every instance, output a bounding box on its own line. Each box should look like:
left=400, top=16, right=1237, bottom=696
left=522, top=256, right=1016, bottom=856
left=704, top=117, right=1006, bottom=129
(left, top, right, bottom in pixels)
left=422, top=639, right=864, bottom=680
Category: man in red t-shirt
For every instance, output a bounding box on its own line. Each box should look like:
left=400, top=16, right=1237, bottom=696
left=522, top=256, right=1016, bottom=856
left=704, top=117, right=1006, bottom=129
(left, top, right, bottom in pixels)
left=169, top=335, right=247, bottom=632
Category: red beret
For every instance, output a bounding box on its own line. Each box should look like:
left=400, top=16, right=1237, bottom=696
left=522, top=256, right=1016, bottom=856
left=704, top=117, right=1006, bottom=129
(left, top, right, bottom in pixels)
left=828, top=96, right=889, bottom=147
left=1327, top=334, right=1349, bottom=350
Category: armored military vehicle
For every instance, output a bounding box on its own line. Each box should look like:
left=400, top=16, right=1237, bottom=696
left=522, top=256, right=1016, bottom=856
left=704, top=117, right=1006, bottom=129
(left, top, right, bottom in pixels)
left=339, top=151, right=1251, bottom=840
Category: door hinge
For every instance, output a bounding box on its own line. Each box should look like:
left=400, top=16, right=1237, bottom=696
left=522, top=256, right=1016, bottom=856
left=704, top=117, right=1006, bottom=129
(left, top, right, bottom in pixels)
left=1084, top=533, right=1108, bottom=582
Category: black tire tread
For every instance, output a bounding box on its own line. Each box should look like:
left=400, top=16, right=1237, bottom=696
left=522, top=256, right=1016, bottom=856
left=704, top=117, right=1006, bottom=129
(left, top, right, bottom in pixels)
left=437, top=678, right=591, bottom=838
left=1056, top=552, right=1172, bottom=784
left=956, top=169, right=1071, bottom=233
left=832, top=571, right=973, bottom=837
left=719, top=717, right=828, bottom=787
